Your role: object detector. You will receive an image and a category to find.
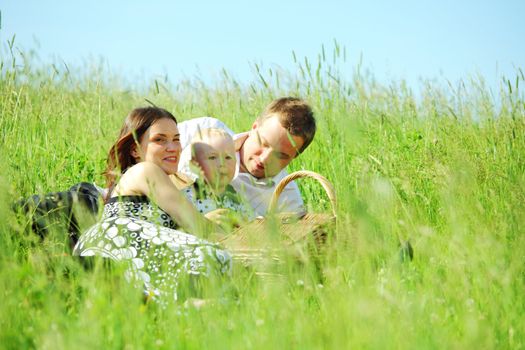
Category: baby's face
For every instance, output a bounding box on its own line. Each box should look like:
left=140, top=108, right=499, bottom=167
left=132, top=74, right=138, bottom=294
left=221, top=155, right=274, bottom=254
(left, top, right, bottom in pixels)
left=192, top=134, right=236, bottom=193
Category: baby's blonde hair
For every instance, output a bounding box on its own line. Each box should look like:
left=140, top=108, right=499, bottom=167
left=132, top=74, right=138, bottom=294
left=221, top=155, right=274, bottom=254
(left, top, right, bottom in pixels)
left=190, top=128, right=235, bottom=162
left=190, top=127, right=232, bottom=144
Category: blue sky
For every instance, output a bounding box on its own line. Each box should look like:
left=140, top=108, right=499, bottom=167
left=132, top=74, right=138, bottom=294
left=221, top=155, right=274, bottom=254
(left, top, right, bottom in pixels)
left=1, top=0, right=524, bottom=92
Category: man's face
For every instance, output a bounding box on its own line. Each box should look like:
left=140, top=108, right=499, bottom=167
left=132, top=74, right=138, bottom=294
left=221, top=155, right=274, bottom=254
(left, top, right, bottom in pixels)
left=239, top=115, right=305, bottom=178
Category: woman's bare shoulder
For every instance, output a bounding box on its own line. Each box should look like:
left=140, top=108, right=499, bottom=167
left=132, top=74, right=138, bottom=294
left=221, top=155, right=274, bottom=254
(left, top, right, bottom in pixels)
left=114, top=162, right=166, bottom=196
left=125, top=162, right=164, bottom=176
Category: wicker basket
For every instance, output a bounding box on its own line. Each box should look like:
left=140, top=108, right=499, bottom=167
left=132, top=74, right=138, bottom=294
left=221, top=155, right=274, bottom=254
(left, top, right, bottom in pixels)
left=220, top=171, right=337, bottom=267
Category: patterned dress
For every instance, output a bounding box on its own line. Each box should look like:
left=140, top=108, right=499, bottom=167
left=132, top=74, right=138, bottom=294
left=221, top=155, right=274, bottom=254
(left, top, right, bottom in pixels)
left=73, top=195, right=231, bottom=301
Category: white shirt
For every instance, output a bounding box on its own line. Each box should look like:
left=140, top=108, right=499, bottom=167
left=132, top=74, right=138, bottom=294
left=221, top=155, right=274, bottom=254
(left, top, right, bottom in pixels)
left=177, top=117, right=305, bottom=217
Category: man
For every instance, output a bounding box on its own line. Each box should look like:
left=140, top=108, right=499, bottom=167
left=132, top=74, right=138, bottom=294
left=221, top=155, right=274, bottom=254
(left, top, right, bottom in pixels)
left=177, top=97, right=316, bottom=217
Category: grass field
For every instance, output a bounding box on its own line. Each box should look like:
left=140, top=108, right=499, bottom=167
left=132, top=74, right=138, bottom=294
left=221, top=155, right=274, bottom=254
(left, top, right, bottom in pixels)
left=1, top=40, right=524, bottom=349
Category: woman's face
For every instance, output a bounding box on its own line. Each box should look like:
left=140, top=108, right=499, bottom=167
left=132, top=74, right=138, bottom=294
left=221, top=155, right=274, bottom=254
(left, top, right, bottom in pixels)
left=132, top=118, right=181, bottom=175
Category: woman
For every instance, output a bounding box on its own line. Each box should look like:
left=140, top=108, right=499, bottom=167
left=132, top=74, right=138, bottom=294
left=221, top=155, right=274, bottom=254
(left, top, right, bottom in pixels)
left=73, top=107, right=231, bottom=301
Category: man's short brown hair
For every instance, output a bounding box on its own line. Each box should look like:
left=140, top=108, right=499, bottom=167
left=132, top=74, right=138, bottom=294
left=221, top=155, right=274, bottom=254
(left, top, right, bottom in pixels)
left=257, top=97, right=316, bottom=154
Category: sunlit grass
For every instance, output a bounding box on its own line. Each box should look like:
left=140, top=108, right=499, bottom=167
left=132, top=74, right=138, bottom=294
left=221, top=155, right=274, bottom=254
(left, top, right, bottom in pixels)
left=1, top=39, right=524, bottom=349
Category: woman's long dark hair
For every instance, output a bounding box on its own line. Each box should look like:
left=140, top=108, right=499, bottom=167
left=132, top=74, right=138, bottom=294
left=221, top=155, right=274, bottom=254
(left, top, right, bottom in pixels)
left=104, top=107, right=178, bottom=193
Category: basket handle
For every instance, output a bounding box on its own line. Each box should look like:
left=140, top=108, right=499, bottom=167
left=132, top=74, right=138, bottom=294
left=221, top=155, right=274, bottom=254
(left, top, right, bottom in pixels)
left=268, top=170, right=337, bottom=217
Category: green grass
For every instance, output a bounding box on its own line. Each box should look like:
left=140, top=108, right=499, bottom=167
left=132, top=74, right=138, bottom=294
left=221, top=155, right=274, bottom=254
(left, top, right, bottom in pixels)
left=1, top=40, right=524, bottom=349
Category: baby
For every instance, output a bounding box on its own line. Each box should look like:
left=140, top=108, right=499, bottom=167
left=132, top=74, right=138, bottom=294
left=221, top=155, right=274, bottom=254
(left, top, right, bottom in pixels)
left=180, top=128, right=253, bottom=220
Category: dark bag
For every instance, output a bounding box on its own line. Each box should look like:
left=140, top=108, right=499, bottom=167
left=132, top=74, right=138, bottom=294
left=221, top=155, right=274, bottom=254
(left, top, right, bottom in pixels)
left=13, top=182, right=101, bottom=247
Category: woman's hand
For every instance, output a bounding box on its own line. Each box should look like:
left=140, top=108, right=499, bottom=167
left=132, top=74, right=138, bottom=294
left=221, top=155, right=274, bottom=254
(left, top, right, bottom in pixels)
left=205, top=208, right=245, bottom=232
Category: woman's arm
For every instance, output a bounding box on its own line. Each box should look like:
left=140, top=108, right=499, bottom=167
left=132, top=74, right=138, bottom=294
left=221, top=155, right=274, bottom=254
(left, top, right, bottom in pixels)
left=114, top=162, right=219, bottom=238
